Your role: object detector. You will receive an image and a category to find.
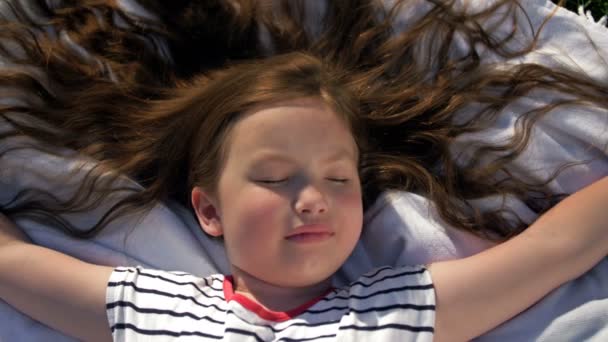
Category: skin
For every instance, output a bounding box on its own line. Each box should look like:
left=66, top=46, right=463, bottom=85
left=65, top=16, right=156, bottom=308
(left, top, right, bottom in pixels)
left=191, top=97, right=364, bottom=312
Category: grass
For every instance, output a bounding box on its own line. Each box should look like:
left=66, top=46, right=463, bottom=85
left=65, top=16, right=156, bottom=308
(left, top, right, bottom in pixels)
left=552, top=0, right=608, bottom=21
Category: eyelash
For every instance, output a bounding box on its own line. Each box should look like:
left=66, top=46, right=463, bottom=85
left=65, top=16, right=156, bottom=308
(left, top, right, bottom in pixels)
left=257, top=179, right=286, bottom=184
left=257, top=178, right=349, bottom=184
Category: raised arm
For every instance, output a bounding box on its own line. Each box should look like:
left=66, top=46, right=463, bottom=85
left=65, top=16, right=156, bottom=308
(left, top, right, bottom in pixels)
left=0, top=213, right=114, bottom=341
left=429, top=175, right=608, bottom=342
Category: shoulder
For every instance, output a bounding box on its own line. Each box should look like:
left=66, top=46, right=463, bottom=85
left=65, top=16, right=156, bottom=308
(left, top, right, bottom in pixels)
left=323, top=266, right=436, bottom=340
left=106, top=267, right=228, bottom=340
left=327, top=265, right=435, bottom=311
left=347, top=265, right=434, bottom=293
left=107, top=266, right=225, bottom=301
left=108, top=266, right=224, bottom=288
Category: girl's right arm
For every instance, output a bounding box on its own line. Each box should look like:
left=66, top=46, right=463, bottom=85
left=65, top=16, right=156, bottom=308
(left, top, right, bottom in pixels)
left=429, top=175, right=608, bottom=342
left=0, top=213, right=114, bottom=342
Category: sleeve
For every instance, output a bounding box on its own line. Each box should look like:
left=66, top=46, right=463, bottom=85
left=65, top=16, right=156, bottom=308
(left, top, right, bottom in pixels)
left=105, top=266, right=147, bottom=339
left=340, top=265, right=436, bottom=340
left=105, top=266, right=225, bottom=341
left=105, top=266, right=194, bottom=340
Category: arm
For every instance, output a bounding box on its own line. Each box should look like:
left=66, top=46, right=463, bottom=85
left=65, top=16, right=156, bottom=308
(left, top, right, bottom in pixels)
left=429, top=175, right=608, bottom=342
left=0, top=213, right=114, bottom=342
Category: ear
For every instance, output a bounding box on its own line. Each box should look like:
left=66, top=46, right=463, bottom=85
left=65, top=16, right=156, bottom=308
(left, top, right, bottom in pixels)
left=191, top=186, right=223, bottom=237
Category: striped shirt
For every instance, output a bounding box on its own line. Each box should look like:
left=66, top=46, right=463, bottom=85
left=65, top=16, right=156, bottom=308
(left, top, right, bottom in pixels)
left=106, top=265, right=436, bottom=341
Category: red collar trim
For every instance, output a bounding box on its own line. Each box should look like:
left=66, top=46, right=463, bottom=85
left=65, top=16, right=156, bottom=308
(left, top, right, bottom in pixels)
left=223, top=275, right=332, bottom=322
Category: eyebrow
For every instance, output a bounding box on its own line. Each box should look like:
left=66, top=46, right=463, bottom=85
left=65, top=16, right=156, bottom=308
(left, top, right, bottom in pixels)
left=249, top=148, right=356, bottom=166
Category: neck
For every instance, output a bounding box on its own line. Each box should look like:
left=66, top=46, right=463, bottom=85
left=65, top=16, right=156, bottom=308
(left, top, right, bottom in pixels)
left=230, top=265, right=332, bottom=312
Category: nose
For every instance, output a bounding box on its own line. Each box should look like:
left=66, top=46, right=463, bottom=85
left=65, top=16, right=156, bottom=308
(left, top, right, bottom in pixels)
left=294, top=183, right=328, bottom=217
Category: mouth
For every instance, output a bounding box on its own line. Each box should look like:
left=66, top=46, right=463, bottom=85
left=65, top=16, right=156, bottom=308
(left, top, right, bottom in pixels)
left=285, top=224, right=335, bottom=243
left=285, top=231, right=335, bottom=243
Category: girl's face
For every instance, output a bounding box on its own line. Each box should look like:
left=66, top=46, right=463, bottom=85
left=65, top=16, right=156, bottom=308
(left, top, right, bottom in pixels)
left=192, top=97, right=363, bottom=289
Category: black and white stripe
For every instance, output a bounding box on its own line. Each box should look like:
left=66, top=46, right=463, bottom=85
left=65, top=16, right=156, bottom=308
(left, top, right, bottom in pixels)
left=106, top=265, right=435, bottom=341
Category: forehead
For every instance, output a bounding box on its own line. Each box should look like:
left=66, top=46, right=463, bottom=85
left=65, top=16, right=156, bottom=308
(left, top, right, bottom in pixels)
left=225, top=98, right=358, bottom=164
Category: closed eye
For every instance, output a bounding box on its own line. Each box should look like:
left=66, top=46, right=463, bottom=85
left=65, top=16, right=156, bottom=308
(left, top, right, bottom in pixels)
left=256, top=179, right=288, bottom=184
left=255, top=178, right=349, bottom=185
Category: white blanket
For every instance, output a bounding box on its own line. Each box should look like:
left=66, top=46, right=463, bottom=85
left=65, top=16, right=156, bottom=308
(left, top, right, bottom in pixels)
left=1, top=0, right=608, bottom=340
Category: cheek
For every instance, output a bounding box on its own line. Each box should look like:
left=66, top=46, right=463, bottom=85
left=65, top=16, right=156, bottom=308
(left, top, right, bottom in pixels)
left=220, top=188, right=288, bottom=265
left=335, top=187, right=364, bottom=229
left=226, top=187, right=287, bottom=234
left=343, top=186, right=363, bottom=208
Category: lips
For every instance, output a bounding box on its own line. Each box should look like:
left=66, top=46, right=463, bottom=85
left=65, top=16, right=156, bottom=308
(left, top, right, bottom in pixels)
left=285, top=224, right=334, bottom=242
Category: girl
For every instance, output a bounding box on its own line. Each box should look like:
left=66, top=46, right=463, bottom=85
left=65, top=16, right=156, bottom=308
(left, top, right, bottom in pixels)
left=1, top=0, right=608, bottom=341
left=1, top=52, right=608, bottom=342
left=3, top=0, right=607, bottom=242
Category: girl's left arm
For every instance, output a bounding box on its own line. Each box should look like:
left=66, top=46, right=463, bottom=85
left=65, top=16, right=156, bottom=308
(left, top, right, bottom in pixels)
left=428, top=175, right=608, bottom=342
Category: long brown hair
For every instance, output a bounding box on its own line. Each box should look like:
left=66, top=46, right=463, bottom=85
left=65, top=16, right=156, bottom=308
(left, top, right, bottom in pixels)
left=1, top=0, right=607, bottom=241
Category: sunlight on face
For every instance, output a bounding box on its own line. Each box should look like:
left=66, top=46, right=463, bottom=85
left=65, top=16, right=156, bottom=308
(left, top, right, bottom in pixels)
left=215, top=97, right=363, bottom=288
